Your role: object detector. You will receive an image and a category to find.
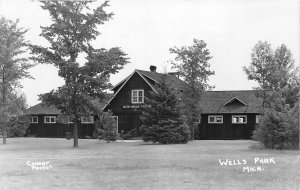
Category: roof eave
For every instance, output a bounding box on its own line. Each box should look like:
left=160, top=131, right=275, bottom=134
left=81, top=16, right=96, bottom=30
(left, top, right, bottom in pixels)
left=103, top=70, right=158, bottom=111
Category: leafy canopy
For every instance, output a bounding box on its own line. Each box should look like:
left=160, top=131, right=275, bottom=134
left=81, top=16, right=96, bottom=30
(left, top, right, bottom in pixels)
left=29, top=1, right=128, bottom=114
left=29, top=1, right=129, bottom=147
left=169, top=39, right=214, bottom=139
left=170, top=39, right=214, bottom=91
left=0, top=17, right=33, bottom=143
left=243, top=41, right=299, bottom=108
left=0, top=17, right=34, bottom=90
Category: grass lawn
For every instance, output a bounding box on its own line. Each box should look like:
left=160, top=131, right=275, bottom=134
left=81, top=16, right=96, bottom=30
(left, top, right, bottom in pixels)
left=0, top=138, right=299, bottom=190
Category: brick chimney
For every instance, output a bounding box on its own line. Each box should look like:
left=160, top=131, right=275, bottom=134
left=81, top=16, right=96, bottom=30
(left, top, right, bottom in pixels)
left=150, top=65, right=157, bottom=72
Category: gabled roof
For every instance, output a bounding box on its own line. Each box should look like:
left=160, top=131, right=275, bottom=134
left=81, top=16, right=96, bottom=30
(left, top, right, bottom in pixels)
left=26, top=103, right=61, bottom=115
left=200, top=90, right=262, bottom=114
left=26, top=98, right=109, bottom=115
left=223, top=97, right=247, bottom=106
left=137, top=70, right=186, bottom=91
left=103, top=69, right=186, bottom=111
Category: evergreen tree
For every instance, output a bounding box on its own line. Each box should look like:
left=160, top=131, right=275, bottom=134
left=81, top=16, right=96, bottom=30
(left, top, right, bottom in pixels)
left=140, top=76, right=190, bottom=144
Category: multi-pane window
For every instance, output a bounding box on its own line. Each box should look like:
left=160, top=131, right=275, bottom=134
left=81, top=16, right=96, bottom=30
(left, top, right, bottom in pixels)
left=31, top=116, right=38, bottom=123
left=208, top=115, right=223, bottom=124
left=232, top=115, right=247, bottom=124
left=256, top=115, right=260, bottom=123
left=131, top=89, right=144, bottom=103
left=67, top=117, right=73, bottom=124
left=44, top=116, right=56, bottom=124
left=81, top=116, right=94, bottom=124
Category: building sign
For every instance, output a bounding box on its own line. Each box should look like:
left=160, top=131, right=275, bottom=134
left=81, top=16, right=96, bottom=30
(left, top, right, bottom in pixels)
left=122, top=104, right=151, bottom=109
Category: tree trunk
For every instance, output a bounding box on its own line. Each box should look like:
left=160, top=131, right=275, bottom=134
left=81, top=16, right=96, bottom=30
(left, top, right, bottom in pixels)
left=2, top=127, right=6, bottom=144
left=73, top=120, right=79, bottom=148
left=191, top=124, right=194, bottom=141
left=2, top=74, right=7, bottom=145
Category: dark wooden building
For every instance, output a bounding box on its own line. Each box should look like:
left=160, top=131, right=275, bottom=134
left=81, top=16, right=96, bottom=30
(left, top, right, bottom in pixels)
left=198, top=91, right=262, bottom=139
left=103, top=66, right=262, bottom=139
left=26, top=103, right=95, bottom=138
left=103, top=66, right=185, bottom=134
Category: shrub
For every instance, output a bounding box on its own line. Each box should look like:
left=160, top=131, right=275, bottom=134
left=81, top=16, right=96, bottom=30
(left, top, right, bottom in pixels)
left=142, top=121, right=190, bottom=144
left=95, top=112, right=118, bottom=142
left=121, top=129, right=137, bottom=140
left=252, top=108, right=299, bottom=149
left=7, top=115, right=30, bottom=137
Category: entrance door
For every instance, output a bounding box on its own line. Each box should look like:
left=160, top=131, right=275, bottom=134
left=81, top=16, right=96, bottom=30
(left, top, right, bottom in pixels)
left=127, top=114, right=141, bottom=136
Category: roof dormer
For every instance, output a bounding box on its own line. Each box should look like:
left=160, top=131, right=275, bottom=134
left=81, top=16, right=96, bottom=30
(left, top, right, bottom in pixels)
left=223, top=97, right=247, bottom=106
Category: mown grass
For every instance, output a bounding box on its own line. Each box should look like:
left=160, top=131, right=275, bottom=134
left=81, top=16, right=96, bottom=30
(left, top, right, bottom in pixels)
left=0, top=138, right=299, bottom=190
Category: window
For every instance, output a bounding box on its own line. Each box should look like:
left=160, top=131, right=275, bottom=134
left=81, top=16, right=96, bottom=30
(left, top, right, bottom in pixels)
left=67, top=117, right=73, bottom=124
left=256, top=115, right=260, bottom=123
left=81, top=116, right=94, bottom=124
left=232, top=115, right=247, bottom=124
left=44, top=116, right=56, bottom=124
left=208, top=115, right=223, bottom=124
left=31, top=116, right=38, bottom=123
left=131, top=89, right=144, bottom=103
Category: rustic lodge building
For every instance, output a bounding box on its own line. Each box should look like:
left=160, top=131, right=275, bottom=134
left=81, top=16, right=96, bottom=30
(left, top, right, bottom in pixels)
left=26, top=66, right=262, bottom=139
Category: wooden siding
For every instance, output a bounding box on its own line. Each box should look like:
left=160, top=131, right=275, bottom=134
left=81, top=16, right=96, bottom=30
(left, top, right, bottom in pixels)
left=198, top=113, right=257, bottom=139
left=27, top=115, right=95, bottom=138
left=110, top=73, right=152, bottom=113
left=108, top=73, right=152, bottom=133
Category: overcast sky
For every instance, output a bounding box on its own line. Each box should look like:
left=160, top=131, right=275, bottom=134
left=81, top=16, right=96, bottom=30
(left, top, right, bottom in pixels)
left=0, top=0, right=299, bottom=107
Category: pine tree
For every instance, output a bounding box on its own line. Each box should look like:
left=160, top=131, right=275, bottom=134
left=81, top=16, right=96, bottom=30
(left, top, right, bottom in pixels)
left=140, top=76, right=190, bottom=144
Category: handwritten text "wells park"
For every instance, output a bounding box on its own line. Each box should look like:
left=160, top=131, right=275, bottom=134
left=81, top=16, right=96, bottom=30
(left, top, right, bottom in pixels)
left=219, top=157, right=276, bottom=173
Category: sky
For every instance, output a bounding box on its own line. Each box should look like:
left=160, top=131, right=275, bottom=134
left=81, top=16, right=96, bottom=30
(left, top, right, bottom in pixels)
left=0, top=0, right=299, bottom=107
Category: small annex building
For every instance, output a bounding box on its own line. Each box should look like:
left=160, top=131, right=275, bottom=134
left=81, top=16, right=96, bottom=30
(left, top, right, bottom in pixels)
left=198, top=91, right=262, bottom=139
left=26, top=103, right=96, bottom=138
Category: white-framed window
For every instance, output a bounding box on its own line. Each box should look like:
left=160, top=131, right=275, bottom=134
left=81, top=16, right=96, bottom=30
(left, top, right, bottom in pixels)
left=208, top=115, right=223, bottom=124
left=81, top=116, right=94, bottom=124
left=30, top=116, right=38, bottom=123
left=256, top=115, right=260, bottom=123
left=232, top=115, right=247, bottom=124
left=67, top=118, right=73, bottom=124
left=131, top=89, right=144, bottom=104
left=44, top=116, right=56, bottom=124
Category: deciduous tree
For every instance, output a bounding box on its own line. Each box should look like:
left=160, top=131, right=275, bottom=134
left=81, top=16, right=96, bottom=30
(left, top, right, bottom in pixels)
left=29, top=1, right=128, bottom=148
left=169, top=39, right=214, bottom=140
left=243, top=41, right=275, bottom=108
left=243, top=41, right=298, bottom=109
left=0, top=17, right=34, bottom=144
left=244, top=41, right=299, bottom=149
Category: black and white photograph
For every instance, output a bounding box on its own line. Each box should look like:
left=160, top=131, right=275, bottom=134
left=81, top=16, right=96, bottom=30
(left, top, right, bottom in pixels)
left=0, top=0, right=299, bottom=189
